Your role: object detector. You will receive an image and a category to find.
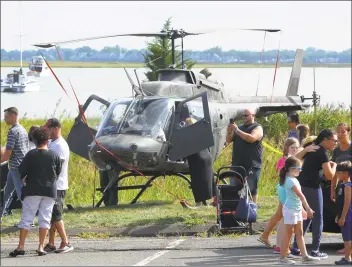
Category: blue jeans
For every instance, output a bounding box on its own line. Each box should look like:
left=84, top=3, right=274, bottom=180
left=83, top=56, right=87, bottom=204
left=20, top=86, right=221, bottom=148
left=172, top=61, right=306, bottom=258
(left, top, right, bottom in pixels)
left=293, top=186, right=323, bottom=253
left=1, top=168, right=23, bottom=217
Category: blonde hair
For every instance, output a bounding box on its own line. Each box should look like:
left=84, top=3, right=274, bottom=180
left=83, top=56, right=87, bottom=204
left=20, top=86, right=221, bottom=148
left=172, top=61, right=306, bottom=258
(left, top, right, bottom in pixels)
left=282, top=137, right=300, bottom=156
left=297, top=124, right=310, bottom=144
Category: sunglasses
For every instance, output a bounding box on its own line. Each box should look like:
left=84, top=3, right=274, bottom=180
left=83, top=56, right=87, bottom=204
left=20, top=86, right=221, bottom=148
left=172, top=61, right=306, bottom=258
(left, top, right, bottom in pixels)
left=290, top=166, right=302, bottom=171
left=242, top=114, right=253, bottom=117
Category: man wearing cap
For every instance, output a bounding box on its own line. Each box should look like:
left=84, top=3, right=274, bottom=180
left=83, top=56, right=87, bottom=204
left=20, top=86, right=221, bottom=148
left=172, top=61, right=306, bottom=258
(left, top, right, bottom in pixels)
left=287, top=114, right=300, bottom=140
left=43, top=118, right=73, bottom=253
left=1, top=107, right=29, bottom=220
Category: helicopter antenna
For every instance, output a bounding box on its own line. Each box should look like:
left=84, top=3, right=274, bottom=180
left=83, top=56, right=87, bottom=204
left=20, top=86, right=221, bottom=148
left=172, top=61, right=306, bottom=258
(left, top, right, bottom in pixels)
left=181, top=35, right=184, bottom=68
left=123, top=67, right=144, bottom=97
left=134, top=68, right=141, bottom=88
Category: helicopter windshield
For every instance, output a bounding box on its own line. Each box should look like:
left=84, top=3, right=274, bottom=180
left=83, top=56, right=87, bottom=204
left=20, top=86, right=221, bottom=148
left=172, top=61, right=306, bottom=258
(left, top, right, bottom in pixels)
left=96, top=98, right=173, bottom=142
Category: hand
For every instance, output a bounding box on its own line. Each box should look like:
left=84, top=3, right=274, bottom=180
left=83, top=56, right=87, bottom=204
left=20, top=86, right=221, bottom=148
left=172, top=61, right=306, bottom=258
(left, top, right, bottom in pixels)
left=330, top=190, right=336, bottom=202
left=304, top=145, right=320, bottom=153
left=338, top=217, right=345, bottom=227
left=22, top=177, right=27, bottom=186
left=228, top=123, right=238, bottom=134
left=306, top=208, right=314, bottom=219
left=302, top=209, right=308, bottom=220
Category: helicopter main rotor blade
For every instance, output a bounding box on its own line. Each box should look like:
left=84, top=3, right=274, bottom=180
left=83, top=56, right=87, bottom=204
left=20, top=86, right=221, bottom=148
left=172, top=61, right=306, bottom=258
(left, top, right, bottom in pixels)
left=33, top=32, right=169, bottom=48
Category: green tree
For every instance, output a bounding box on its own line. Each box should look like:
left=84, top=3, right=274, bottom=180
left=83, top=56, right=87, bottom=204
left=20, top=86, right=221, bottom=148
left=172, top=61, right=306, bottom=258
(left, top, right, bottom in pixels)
left=142, top=18, right=196, bottom=81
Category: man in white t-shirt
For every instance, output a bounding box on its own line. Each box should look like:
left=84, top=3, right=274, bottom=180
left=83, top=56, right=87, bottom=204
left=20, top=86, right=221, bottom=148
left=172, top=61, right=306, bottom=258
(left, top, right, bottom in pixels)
left=42, top=118, right=73, bottom=253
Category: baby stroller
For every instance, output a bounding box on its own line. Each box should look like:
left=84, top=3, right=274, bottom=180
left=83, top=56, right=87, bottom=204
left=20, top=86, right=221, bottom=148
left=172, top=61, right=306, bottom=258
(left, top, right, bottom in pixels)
left=215, top=165, right=256, bottom=234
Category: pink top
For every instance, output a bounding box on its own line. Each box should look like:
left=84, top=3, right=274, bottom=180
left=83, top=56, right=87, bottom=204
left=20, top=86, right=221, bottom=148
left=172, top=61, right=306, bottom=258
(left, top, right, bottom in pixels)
left=276, top=157, right=286, bottom=171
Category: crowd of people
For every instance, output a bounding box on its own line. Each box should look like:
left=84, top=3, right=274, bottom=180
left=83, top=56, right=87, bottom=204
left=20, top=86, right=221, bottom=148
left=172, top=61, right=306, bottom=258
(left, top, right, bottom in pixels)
left=0, top=105, right=351, bottom=265
left=0, top=107, right=73, bottom=256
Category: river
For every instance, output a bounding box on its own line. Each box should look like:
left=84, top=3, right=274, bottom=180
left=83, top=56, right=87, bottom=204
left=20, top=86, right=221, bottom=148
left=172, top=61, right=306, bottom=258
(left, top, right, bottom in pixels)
left=1, top=67, right=350, bottom=120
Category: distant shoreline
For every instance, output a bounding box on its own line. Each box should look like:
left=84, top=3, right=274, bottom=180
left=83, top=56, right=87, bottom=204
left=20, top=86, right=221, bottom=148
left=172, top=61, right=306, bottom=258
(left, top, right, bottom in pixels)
left=1, top=60, right=351, bottom=68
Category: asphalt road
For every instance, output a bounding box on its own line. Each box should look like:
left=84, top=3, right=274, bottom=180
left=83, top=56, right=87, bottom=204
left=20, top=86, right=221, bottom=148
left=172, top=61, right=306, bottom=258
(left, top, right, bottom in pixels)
left=0, top=234, right=346, bottom=266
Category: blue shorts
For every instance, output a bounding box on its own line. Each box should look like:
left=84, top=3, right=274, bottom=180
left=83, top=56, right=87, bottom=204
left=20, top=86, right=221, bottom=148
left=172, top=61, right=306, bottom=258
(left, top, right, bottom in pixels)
left=341, top=209, right=352, bottom=242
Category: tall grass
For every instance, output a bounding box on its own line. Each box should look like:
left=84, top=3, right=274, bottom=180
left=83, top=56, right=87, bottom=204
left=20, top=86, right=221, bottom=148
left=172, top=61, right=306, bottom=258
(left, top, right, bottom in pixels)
left=1, top=105, right=350, bottom=206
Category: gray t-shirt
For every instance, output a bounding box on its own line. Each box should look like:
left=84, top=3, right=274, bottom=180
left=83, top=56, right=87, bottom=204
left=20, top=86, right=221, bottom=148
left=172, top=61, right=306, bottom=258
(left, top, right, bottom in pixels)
left=332, top=143, right=352, bottom=163
left=6, top=124, right=29, bottom=170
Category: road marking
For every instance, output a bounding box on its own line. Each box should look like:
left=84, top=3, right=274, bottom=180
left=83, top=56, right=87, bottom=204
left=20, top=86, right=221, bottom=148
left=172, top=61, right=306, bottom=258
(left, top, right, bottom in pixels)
left=133, top=238, right=185, bottom=266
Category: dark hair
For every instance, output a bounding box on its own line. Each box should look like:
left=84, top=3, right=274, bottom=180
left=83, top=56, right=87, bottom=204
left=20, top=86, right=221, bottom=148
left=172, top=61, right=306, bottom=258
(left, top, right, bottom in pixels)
left=32, top=128, right=50, bottom=147
left=28, top=125, right=40, bottom=142
left=279, top=156, right=302, bottom=185
left=336, top=161, right=352, bottom=172
left=4, top=107, right=18, bottom=116
left=289, top=114, right=300, bottom=124
left=297, top=124, right=310, bottom=144
left=315, top=129, right=335, bottom=145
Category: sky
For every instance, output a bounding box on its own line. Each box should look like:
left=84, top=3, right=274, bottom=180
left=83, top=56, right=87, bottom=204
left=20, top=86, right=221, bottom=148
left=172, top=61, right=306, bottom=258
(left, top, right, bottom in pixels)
left=1, top=1, right=351, bottom=52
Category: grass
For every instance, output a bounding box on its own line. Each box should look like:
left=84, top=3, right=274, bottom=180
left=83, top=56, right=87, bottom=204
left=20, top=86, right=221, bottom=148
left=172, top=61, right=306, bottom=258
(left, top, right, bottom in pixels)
left=1, top=105, right=350, bottom=207
left=0, top=197, right=278, bottom=230
left=1, top=60, right=351, bottom=68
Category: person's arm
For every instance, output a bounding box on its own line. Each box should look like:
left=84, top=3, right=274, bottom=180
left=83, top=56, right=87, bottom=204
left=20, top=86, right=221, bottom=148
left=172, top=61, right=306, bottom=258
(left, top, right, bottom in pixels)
left=18, top=154, right=29, bottom=180
left=338, top=184, right=351, bottom=226
left=1, top=131, right=16, bottom=163
left=330, top=150, right=338, bottom=201
left=322, top=161, right=337, bottom=180
left=295, top=144, right=320, bottom=160
left=292, top=185, right=314, bottom=218
left=226, top=124, right=235, bottom=144
left=55, top=158, right=63, bottom=178
left=236, top=125, right=263, bottom=143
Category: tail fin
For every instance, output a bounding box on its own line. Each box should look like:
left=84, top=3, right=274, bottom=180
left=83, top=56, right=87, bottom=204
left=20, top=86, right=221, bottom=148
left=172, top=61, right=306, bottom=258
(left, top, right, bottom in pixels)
left=286, top=49, right=304, bottom=96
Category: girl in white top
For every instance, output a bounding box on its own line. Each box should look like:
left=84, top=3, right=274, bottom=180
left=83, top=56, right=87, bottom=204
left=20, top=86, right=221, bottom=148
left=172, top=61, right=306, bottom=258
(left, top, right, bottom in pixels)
left=278, top=156, right=320, bottom=265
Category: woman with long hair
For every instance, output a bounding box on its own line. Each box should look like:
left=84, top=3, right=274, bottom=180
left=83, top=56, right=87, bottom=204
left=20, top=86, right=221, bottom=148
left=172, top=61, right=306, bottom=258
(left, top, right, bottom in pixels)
left=290, top=129, right=337, bottom=259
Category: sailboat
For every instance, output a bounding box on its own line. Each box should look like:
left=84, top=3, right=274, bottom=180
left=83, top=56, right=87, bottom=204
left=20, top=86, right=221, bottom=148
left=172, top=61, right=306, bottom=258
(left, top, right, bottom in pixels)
left=0, top=2, right=40, bottom=93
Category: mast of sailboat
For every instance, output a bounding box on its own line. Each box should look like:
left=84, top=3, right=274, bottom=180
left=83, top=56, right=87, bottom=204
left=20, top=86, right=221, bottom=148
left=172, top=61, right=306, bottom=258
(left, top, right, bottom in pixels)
left=19, top=1, right=23, bottom=74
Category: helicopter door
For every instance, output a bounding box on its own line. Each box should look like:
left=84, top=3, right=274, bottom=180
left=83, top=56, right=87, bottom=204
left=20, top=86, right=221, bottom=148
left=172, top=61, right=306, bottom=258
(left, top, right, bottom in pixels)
left=67, top=94, right=110, bottom=160
left=168, top=92, right=214, bottom=161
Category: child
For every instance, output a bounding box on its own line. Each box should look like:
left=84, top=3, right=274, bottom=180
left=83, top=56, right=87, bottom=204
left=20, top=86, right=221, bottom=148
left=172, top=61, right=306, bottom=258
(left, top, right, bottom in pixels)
left=258, top=138, right=300, bottom=253
left=334, top=161, right=352, bottom=265
left=278, top=156, right=320, bottom=264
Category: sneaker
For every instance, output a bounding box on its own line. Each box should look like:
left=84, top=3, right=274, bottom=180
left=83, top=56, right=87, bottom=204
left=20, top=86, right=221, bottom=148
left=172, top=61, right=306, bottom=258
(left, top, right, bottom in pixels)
left=278, top=257, right=296, bottom=265
left=311, top=251, right=328, bottom=259
left=44, top=244, right=56, bottom=253
left=290, top=248, right=301, bottom=256
left=55, top=242, right=73, bottom=253
left=302, top=255, right=320, bottom=263
left=334, top=258, right=352, bottom=265
left=273, top=246, right=281, bottom=254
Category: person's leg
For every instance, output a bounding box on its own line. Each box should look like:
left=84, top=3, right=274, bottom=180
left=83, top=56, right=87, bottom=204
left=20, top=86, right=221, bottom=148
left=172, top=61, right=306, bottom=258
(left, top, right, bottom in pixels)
left=246, top=168, right=260, bottom=204
left=17, top=196, right=41, bottom=250
left=37, top=196, right=55, bottom=253
left=279, top=224, right=294, bottom=258
left=310, top=187, right=324, bottom=254
left=1, top=170, right=15, bottom=217
left=258, top=203, right=282, bottom=248
left=294, top=221, right=309, bottom=257
left=276, top=218, right=285, bottom=249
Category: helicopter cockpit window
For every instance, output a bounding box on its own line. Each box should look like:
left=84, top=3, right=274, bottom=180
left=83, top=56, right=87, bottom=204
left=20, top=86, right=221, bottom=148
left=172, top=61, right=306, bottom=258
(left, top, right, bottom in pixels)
left=95, top=99, right=132, bottom=137
left=178, top=97, right=204, bottom=129
left=119, top=98, right=172, bottom=141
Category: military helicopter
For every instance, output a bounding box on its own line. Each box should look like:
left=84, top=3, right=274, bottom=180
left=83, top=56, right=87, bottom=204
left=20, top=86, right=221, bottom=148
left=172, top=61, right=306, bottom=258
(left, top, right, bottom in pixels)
left=34, top=29, right=313, bottom=209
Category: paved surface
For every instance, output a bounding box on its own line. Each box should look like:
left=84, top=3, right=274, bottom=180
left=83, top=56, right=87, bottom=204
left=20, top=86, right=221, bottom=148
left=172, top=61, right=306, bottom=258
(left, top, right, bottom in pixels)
left=0, top=234, right=345, bottom=266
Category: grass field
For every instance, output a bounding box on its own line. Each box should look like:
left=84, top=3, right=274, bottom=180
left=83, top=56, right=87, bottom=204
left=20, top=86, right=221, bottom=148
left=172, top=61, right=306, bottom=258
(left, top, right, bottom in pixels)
left=1, top=60, right=351, bottom=68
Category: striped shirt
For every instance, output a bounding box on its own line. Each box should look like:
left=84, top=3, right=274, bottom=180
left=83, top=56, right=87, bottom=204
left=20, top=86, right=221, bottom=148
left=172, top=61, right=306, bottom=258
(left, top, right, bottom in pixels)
left=6, top=123, right=29, bottom=170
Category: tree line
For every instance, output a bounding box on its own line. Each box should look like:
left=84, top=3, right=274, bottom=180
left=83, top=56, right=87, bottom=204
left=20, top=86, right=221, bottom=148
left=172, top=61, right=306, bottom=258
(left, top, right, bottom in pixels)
left=1, top=45, right=350, bottom=64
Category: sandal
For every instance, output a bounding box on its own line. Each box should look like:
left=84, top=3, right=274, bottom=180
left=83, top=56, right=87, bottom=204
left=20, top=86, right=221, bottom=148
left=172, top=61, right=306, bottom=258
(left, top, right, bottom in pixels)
left=9, top=249, right=25, bottom=257
left=257, top=236, right=273, bottom=248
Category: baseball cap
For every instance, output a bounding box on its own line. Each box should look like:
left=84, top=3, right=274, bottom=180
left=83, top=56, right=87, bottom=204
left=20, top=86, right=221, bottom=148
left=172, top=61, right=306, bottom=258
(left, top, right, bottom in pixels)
left=44, top=118, right=61, bottom=128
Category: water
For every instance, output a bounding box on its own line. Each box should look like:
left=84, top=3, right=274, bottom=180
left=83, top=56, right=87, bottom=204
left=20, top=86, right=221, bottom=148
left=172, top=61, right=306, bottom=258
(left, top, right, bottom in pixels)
left=1, top=67, right=351, bottom=120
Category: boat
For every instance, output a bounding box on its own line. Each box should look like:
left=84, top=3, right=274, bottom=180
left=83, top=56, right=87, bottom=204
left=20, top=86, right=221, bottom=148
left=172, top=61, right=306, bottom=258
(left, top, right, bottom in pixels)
left=27, top=55, right=49, bottom=77
left=0, top=2, right=40, bottom=93
left=1, top=69, right=40, bottom=93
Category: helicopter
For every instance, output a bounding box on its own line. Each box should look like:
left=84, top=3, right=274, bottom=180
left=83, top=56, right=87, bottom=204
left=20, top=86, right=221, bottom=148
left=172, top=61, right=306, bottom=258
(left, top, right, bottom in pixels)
left=33, top=29, right=315, bottom=210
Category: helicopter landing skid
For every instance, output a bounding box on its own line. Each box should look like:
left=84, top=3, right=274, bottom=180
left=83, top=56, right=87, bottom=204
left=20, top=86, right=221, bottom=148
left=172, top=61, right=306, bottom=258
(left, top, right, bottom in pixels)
left=94, top=171, right=192, bottom=208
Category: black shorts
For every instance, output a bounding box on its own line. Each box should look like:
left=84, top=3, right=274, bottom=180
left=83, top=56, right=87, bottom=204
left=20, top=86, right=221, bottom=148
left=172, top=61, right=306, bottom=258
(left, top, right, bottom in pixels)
left=51, top=190, right=66, bottom=222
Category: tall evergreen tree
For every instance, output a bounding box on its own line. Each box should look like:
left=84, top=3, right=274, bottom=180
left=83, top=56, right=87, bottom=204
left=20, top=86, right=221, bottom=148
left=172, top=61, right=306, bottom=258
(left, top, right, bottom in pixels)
left=142, top=18, right=196, bottom=81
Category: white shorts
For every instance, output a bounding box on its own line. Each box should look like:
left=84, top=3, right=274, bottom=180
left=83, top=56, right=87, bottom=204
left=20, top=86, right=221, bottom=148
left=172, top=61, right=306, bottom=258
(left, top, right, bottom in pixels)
left=283, top=205, right=303, bottom=225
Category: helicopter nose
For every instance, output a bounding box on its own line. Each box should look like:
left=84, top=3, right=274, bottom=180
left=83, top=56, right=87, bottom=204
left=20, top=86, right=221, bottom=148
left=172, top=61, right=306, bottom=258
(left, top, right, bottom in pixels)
left=88, top=135, right=164, bottom=171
